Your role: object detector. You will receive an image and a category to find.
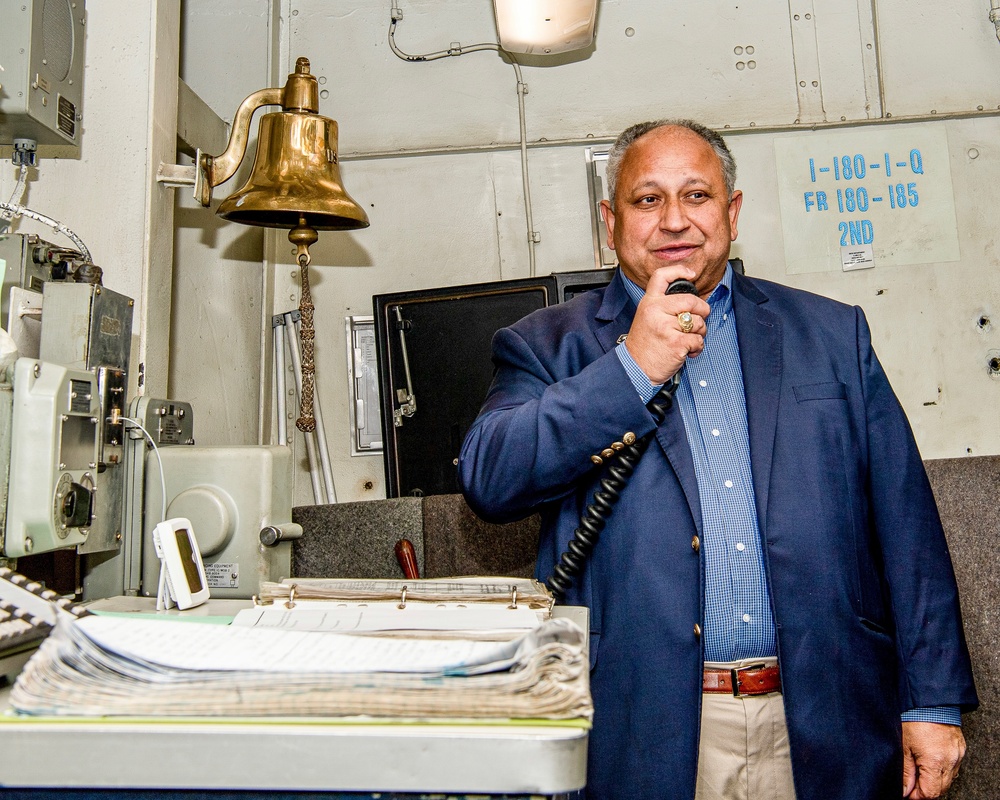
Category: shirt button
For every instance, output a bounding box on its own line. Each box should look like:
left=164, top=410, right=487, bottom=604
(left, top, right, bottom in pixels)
left=742, top=614, right=751, bottom=623
left=723, top=314, right=728, bottom=321
left=711, top=429, right=720, bottom=437
left=699, top=380, right=707, bottom=388
left=736, top=542, right=745, bottom=551
left=724, top=480, right=734, bottom=488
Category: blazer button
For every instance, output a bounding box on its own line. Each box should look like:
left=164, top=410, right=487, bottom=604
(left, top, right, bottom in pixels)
left=611, top=441, right=624, bottom=451
left=601, top=448, right=614, bottom=459
left=691, top=535, right=700, bottom=553
left=623, top=432, right=636, bottom=445
left=693, top=623, right=702, bottom=638
left=590, top=455, right=603, bottom=465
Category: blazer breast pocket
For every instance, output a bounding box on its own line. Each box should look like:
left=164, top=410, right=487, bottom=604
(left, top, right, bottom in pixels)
left=793, top=381, right=847, bottom=402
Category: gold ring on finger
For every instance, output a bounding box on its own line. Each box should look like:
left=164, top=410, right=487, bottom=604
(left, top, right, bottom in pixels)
left=678, top=311, right=694, bottom=334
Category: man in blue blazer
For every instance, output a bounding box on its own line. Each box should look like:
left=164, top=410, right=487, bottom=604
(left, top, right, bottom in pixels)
left=458, top=120, right=977, bottom=800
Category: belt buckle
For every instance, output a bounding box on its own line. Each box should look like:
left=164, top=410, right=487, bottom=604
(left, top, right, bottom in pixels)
left=730, top=663, right=766, bottom=697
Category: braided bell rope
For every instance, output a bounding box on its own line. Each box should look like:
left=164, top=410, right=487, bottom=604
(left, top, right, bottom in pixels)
left=296, top=254, right=317, bottom=433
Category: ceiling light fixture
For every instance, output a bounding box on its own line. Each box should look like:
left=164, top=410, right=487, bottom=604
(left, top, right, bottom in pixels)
left=493, top=0, right=598, bottom=55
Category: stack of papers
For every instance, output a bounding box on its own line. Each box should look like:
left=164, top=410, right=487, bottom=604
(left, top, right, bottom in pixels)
left=9, top=613, right=592, bottom=722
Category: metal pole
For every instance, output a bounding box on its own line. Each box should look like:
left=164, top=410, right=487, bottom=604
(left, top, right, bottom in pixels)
left=272, top=316, right=287, bottom=447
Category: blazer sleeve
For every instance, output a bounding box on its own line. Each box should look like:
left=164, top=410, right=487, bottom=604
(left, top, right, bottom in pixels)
left=458, top=324, right=657, bottom=523
left=857, top=307, right=978, bottom=712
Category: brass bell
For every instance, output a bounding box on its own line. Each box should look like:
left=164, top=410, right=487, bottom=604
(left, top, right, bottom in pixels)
left=218, top=111, right=368, bottom=230
left=198, top=57, right=369, bottom=232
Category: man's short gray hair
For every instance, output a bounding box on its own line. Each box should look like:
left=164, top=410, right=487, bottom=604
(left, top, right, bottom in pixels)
left=605, top=119, right=737, bottom=208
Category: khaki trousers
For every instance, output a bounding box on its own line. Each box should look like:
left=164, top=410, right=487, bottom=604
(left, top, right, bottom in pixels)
left=694, top=659, right=797, bottom=800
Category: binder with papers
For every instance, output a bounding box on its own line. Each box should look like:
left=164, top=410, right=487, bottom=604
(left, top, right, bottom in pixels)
left=257, top=576, right=554, bottom=610
left=241, top=576, right=555, bottom=638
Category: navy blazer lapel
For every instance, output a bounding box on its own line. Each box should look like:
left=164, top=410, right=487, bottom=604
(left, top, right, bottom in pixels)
left=732, top=273, right=782, bottom=535
left=654, top=395, right=703, bottom=533
left=594, top=270, right=634, bottom=354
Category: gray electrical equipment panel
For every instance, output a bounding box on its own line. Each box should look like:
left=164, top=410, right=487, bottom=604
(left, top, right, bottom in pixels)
left=39, top=282, right=133, bottom=374
left=1, top=276, right=133, bottom=565
left=0, top=233, right=87, bottom=322
left=140, top=445, right=299, bottom=600
left=0, top=0, right=86, bottom=147
left=3, top=358, right=100, bottom=558
left=37, top=282, right=132, bottom=556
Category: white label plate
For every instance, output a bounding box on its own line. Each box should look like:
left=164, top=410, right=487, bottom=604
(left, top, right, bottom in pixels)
left=205, top=562, right=239, bottom=589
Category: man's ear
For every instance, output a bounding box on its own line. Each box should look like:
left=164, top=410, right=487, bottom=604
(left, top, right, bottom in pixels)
left=599, top=199, right=616, bottom=250
left=728, top=190, right=743, bottom=242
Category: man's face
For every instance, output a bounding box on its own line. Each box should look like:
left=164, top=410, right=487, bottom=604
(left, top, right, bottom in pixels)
left=600, top=126, right=743, bottom=298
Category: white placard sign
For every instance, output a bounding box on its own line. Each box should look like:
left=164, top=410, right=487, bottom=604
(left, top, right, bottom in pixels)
left=774, top=126, right=960, bottom=274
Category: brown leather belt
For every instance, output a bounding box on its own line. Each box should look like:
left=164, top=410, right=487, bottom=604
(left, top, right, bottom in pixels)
left=703, top=664, right=781, bottom=696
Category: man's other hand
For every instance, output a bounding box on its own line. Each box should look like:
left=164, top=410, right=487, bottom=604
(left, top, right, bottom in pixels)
left=902, top=721, right=966, bottom=798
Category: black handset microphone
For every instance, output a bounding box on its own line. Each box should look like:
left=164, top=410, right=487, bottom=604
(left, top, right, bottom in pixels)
left=546, top=278, right=698, bottom=601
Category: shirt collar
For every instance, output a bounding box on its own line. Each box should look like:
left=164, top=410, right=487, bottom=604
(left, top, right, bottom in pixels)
left=620, top=263, right=734, bottom=315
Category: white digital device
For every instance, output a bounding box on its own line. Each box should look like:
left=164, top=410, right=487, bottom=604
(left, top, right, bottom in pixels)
left=152, top=518, right=210, bottom=610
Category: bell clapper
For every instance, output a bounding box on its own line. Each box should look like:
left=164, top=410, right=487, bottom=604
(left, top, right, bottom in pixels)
left=290, top=218, right=319, bottom=433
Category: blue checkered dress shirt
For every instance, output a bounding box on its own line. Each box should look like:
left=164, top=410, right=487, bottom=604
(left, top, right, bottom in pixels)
left=613, top=264, right=958, bottom=725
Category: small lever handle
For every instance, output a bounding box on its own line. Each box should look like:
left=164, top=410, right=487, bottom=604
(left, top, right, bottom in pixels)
left=394, top=538, right=420, bottom=579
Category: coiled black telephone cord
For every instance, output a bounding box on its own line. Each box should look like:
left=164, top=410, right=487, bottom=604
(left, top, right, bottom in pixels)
left=546, top=279, right=697, bottom=602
